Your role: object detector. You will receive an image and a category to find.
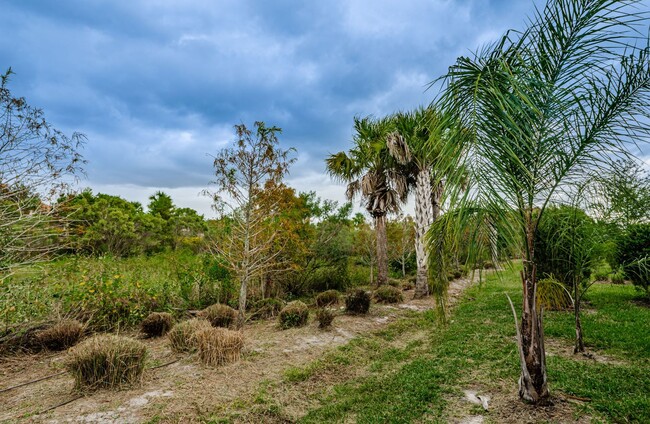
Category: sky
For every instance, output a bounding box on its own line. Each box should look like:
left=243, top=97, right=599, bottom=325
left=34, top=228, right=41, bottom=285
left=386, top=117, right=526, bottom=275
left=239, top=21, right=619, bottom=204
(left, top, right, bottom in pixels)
left=1, top=0, right=648, bottom=218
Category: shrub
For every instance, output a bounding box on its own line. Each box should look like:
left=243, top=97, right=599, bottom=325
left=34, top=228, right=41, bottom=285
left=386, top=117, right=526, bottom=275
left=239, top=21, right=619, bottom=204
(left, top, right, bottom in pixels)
left=593, top=270, right=610, bottom=282
left=316, top=308, right=335, bottom=329
left=374, top=286, right=403, bottom=304
left=387, top=278, right=401, bottom=287
left=167, top=319, right=212, bottom=353
left=201, top=303, right=237, bottom=328
left=278, top=301, right=309, bottom=329
left=66, top=335, right=147, bottom=391
left=345, top=289, right=371, bottom=314
left=402, top=280, right=415, bottom=290
left=196, top=328, right=244, bottom=366
left=611, top=269, right=626, bottom=285
left=34, top=319, right=84, bottom=351
left=536, top=277, right=573, bottom=311
left=141, top=312, right=174, bottom=337
left=615, top=223, right=650, bottom=294
left=315, top=290, right=340, bottom=307
left=249, top=298, right=285, bottom=320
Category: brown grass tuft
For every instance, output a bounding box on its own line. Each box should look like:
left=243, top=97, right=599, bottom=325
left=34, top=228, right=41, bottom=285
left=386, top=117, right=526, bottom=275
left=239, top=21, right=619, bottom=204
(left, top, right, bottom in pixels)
left=66, top=334, right=147, bottom=391
left=141, top=312, right=174, bottom=337
left=196, top=327, right=244, bottom=366
left=316, top=308, right=335, bottom=329
left=315, top=290, right=340, bottom=307
left=278, top=301, right=309, bottom=329
left=167, top=318, right=212, bottom=353
left=201, top=303, right=237, bottom=328
left=35, top=319, right=84, bottom=351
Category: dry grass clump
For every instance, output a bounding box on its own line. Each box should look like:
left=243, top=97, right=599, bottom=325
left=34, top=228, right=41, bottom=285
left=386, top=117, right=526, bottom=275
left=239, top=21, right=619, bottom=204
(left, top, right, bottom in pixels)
left=345, top=289, right=371, bottom=314
left=35, top=319, right=84, bottom=351
left=374, top=286, right=404, bottom=304
left=201, top=303, right=237, bottom=328
left=196, top=327, right=244, bottom=366
left=316, top=308, right=335, bottom=329
left=402, top=280, right=415, bottom=291
left=278, top=301, right=309, bottom=329
left=66, top=334, right=147, bottom=391
left=249, top=298, right=285, bottom=320
left=315, top=290, right=340, bottom=307
left=167, top=318, right=212, bottom=353
left=141, top=312, right=174, bottom=338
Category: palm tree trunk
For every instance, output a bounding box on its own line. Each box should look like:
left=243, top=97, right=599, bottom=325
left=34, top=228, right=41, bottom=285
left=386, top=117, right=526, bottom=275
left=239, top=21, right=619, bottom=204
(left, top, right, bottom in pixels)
left=574, top=281, right=585, bottom=353
left=518, top=259, right=549, bottom=403
left=414, top=167, right=433, bottom=298
left=375, top=214, right=388, bottom=287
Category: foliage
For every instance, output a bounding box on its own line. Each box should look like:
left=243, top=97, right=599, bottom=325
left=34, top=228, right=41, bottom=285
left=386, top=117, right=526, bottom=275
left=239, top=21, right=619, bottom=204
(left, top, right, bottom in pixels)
left=278, top=301, right=309, bottom=329
left=345, top=289, right=371, bottom=314
left=167, top=318, right=212, bottom=353
left=202, top=303, right=237, bottom=328
left=196, top=327, right=244, bottom=366
left=387, top=215, right=416, bottom=277
left=374, top=286, right=403, bottom=304
left=536, top=277, right=573, bottom=311
left=140, top=312, right=174, bottom=337
left=316, top=308, right=335, bottom=329
left=248, top=298, right=284, bottom=320
left=316, top=290, right=340, bottom=307
left=66, top=334, right=147, bottom=392
left=34, top=319, right=84, bottom=351
left=0, top=69, right=85, bottom=278
left=615, top=223, right=650, bottom=294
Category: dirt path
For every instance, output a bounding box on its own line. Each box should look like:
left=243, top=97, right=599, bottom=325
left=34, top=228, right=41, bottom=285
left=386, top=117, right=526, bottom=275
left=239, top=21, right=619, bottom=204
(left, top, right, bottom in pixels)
left=0, top=278, right=475, bottom=423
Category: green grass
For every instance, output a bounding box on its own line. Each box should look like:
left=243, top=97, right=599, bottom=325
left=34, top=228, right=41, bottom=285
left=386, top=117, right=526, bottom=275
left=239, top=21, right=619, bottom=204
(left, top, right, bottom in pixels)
left=272, top=268, right=650, bottom=423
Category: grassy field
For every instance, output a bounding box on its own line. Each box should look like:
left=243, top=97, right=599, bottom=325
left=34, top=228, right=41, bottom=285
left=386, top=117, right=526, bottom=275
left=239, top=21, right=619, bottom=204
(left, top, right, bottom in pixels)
left=216, top=267, right=650, bottom=423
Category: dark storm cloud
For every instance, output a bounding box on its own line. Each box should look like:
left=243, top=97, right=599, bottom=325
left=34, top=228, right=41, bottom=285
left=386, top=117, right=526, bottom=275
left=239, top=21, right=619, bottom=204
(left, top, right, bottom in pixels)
left=1, top=0, right=578, bottom=206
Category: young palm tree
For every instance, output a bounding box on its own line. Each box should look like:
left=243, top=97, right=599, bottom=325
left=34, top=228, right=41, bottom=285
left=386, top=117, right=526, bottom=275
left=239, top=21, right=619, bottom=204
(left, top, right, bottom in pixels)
left=432, top=0, right=650, bottom=403
left=326, top=116, right=411, bottom=287
left=387, top=107, right=456, bottom=298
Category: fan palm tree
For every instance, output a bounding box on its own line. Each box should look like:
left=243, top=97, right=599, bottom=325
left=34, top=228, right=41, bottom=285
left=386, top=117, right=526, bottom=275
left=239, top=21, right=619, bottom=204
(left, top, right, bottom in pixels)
left=326, top=116, right=411, bottom=287
left=387, top=107, right=461, bottom=298
left=432, top=0, right=650, bottom=403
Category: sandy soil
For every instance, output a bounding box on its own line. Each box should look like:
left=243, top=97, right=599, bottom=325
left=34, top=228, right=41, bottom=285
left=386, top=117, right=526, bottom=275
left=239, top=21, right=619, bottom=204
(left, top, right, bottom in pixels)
left=0, top=280, right=469, bottom=424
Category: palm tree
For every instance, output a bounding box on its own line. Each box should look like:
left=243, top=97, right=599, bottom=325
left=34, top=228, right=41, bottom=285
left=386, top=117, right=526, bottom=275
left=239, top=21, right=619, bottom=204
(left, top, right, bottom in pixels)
left=432, top=0, right=650, bottom=404
left=387, top=107, right=459, bottom=298
left=326, top=116, right=410, bottom=287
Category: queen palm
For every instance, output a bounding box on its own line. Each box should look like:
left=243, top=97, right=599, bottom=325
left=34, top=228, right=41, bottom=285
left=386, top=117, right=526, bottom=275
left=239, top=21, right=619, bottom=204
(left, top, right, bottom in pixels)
left=326, top=116, right=410, bottom=287
left=387, top=107, right=458, bottom=298
left=433, top=0, right=650, bottom=403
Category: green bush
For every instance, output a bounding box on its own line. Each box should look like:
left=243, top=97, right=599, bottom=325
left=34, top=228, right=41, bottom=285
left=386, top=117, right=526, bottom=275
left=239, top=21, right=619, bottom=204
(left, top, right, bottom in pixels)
left=611, top=268, right=626, bottom=285
left=374, top=286, right=403, bottom=304
left=278, top=301, right=309, bottom=329
left=315, top=290, right=340, bottom=307
left=615, top=223, right=650, bottom=294
left=249, top=298, right=284, bottom=320
left=316, top=308, right=335, bottom=329
left=345, top=289, right=371, bottom=314
left=201, top=303, right=237, bottom=328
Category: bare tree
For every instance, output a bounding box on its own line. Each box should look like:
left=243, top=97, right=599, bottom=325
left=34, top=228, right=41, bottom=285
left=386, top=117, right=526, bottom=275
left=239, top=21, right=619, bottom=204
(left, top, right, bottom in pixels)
left=0, top=68, right=85, bottom=281
left=207, top=122, right=294, bottom=328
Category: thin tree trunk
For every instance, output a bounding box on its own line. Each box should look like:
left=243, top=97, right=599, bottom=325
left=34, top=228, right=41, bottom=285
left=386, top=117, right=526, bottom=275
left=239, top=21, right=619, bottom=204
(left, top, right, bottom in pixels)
left=574, top=281, right=585, bottom=353
left=414, top=168, right=434, bottom=298
left=375, top=214, right=388, bottom=287
left=518, top=261, right=550, bottom=404
left=402, top=257, right=406, bottom=277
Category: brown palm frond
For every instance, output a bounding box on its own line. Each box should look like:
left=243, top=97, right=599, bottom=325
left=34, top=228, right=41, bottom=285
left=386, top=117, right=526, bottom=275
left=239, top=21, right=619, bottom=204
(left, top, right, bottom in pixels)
left=386, top=131, right=412, bottom=165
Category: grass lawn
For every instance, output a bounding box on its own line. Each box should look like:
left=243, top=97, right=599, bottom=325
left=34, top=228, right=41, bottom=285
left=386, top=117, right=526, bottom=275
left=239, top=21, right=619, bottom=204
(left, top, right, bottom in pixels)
left=223, top=267, right=650, bottom=423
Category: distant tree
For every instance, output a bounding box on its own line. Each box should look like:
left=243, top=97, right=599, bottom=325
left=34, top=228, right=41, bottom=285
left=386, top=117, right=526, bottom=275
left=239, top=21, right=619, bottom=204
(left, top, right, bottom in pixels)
left=354, top=219, right=377, bottom=285
left=148, top=191, right=174, bottom=221
left=388, top=215, right=416, bottom=277
left=0, top=68, right=85, bottom=279
left=207, top=122, right=295, bottom=328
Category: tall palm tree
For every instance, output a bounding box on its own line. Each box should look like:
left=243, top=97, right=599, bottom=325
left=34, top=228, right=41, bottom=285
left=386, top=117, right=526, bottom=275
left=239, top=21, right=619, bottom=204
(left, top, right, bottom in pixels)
left=387, top=107, right=459, bottom=298
left=326, top=116, right=410, bottom=287
left=432, top=0, right=650, bottom=404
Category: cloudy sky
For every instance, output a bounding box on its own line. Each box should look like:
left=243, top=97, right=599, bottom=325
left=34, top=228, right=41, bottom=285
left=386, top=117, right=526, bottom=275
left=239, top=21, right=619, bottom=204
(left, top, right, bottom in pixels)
left=1, top=1, right=647, bottom=217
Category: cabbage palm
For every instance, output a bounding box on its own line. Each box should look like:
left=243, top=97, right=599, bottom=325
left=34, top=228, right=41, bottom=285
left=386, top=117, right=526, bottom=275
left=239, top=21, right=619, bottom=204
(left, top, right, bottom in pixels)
left=326, top=116, right=410, bottom=287
left=387, top=107, right=456, bottom=298
left=433, top=0, right=650, bottom=403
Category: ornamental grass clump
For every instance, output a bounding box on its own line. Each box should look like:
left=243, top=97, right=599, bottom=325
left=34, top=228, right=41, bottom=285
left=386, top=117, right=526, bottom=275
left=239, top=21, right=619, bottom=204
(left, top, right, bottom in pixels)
left=167, top=318, right=212, bottom=353
left=316, top=308, right=335, bottom=329
left=141, top=312, right=174, bottom=338
left=278, top=301, right=309, bottom=329
left=66, top=334, right=147, bottom=392
left=374, top=286, right=404, bottom=304
left=35, top=319, right=84, bottom=351
left=201, top=303, right=237, bottom=328
left=345, top=289, right=371, bottom=314
left=315, top=290, right=340, bottom=307
left=196, top=327, right=244, bottom=366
